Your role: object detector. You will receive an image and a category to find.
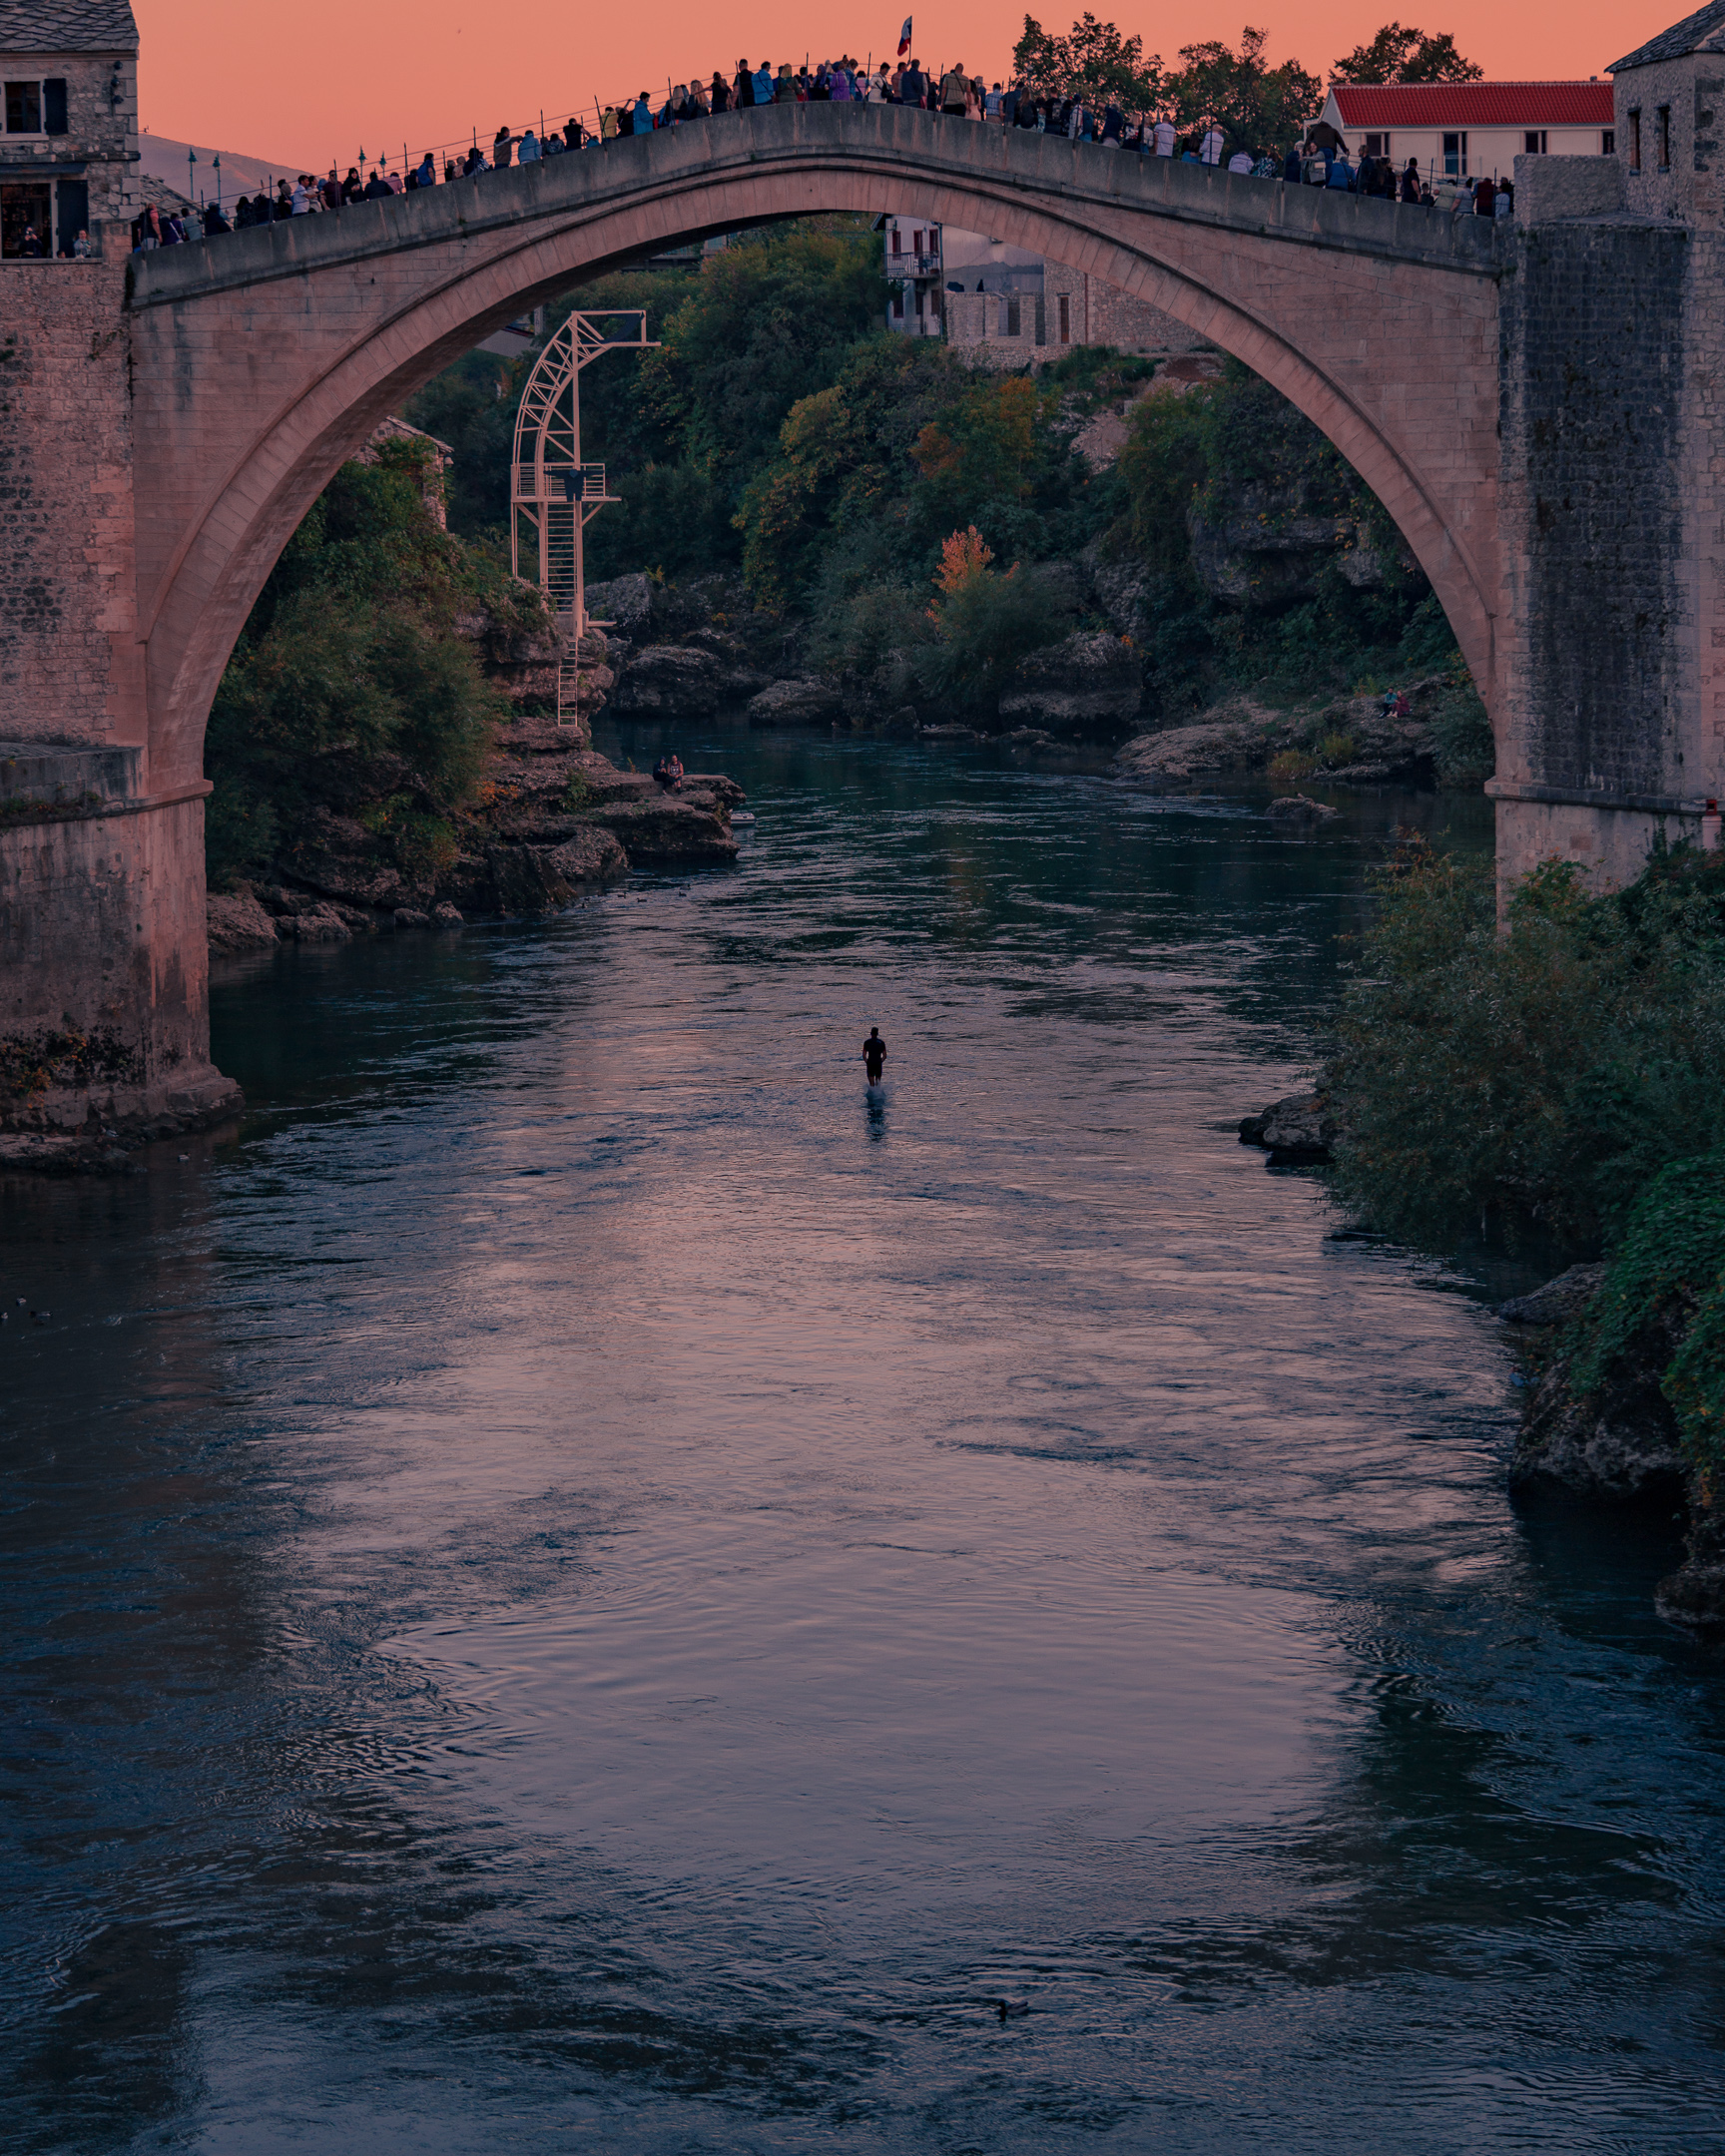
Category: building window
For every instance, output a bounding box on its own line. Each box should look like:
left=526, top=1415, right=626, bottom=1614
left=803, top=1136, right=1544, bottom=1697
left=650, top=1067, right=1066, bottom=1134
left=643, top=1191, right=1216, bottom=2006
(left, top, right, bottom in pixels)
left=1, top=180, right=51, bottom=256
left=1058, top=292, right=1070, bottom=344
left=891, top=285, right=904, bottom=318
left=1629, top=108, right=1641, bottom=169
left=913, top=284, right=924, bottom=317
left=890, top=228, right=901, bottom=255
left=1004, top=295, right=1021, bottom=337
left=1364, top=132, right=1389, bottom=159
left=3, top=79, right=66, bottom=135
left=1603, top=128, right=1615, bottom=156
left=1658, top=105, right=1671, bottom=169
left=1524, top=131, right=1547, bottom=156
left=1442, top=131, right=1467, bottom=177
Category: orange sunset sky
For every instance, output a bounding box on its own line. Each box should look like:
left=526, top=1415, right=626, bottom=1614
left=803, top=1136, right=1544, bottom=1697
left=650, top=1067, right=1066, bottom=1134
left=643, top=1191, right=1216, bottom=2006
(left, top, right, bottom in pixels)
left=135, top=0, right=1665, bottom=167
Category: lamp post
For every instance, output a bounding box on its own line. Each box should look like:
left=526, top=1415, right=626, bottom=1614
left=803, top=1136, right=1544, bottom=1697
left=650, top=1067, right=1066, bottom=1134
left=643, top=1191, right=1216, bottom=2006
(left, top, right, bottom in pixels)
left=212, top=153, right=221, bottom=211
left=187, top=145, right=197, bottom=208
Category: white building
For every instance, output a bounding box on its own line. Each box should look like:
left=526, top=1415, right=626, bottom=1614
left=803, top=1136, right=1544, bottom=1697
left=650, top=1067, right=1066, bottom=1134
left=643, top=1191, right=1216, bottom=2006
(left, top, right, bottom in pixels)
left=1313, top=80, right=1616, bottom=184
left=882, top=212, right=948, bottom=333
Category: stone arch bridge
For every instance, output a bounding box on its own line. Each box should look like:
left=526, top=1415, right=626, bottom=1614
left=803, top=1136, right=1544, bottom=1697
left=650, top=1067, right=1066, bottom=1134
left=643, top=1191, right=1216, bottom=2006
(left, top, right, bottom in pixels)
left=4, top=97, right=1716, bottom=1130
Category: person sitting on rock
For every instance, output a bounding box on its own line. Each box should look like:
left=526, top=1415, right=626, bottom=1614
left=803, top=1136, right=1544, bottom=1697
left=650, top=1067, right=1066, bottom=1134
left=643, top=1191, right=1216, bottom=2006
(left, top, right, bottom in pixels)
left=653, top=753, right=685, bottom=791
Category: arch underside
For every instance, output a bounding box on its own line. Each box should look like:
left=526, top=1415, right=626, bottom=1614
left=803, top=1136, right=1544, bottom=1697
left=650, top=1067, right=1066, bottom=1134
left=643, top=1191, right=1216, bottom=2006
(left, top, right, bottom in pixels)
left=134, top=156, right=1500, bottom=786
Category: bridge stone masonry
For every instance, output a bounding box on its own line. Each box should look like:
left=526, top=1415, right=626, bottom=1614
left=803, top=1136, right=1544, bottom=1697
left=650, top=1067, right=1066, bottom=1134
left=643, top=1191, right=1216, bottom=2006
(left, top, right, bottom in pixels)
left=3, top=6, right=1723, bottom=1133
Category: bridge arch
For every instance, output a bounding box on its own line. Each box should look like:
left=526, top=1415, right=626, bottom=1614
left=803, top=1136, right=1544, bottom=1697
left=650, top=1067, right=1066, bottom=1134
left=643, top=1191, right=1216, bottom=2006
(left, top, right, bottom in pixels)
left=128, top=105, right=1504, bottom=791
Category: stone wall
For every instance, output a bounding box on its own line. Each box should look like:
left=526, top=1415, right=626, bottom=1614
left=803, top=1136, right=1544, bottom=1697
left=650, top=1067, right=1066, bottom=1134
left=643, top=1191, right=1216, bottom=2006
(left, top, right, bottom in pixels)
left=1042, top=262, right=1211, bottom=355
left=0, top=254, right=144, bottom=753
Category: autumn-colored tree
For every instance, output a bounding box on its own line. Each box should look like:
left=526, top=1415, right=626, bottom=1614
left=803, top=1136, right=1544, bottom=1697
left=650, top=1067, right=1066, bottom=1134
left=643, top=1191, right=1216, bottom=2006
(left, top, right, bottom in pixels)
left=1332, top=23, right=1481, bottom=84
left=933, top=526, right=997, bottom=598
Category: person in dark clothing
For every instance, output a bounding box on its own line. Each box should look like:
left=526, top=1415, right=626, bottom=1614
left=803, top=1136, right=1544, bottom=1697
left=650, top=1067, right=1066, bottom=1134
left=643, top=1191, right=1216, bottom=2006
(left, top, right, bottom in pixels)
left=1400, top=159, right=1421, bottom=203
left=203, top=201, right=231, bottom=235
left=862, top=1028, right=886, bottom=1083
left=362, top=169, right=394, bottom=200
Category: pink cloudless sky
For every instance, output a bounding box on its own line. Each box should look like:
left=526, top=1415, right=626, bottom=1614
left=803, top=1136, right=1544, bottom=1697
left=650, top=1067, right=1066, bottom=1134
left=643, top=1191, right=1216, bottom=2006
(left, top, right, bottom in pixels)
left=134, top=0, right=1664, bottom=169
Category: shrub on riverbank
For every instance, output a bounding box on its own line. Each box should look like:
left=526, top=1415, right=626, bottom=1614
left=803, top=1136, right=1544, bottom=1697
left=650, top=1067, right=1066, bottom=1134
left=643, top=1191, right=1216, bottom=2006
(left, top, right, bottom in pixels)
left=1324, top=837, right=1725, bottom=1253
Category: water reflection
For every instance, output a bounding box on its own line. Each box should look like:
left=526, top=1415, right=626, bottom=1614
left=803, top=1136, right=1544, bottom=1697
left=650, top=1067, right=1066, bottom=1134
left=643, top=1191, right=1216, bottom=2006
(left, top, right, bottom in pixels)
left=3, top=726, right=1720, bottom=2152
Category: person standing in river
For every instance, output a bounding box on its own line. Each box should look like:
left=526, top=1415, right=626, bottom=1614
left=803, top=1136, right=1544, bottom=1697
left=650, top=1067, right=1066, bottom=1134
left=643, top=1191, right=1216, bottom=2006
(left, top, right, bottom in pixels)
left=862, top=1028, right=886, bottom=1084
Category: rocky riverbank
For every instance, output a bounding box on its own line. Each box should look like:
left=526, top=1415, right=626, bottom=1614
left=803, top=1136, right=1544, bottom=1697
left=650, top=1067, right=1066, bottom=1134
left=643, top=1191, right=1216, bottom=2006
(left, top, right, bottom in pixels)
left=1499, top=1264, right=1723, bottom=1631
left=1238, top=1084, right=1723, bottom=1633
left=207, top=705, right=742, bottom=957
left=1115, top=680, right=1452, bottom=790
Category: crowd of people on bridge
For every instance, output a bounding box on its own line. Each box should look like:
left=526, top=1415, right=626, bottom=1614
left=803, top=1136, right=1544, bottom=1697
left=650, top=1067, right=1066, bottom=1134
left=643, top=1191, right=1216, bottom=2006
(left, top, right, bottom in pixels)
left=128, top=54, right=1516, bottom=252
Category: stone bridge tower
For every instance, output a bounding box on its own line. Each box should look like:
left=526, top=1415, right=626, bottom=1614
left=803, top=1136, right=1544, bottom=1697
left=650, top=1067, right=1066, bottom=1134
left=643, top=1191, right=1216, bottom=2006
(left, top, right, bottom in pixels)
left=0, top=4, right=237, bottom=1134
left=1493, top=0, right=1725, bottom=886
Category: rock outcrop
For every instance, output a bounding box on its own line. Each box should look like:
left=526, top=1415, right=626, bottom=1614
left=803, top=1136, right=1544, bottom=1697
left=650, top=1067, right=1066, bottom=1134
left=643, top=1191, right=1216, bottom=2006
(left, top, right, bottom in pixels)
left=1238, top=1092, right=1337, bottom=1165
left=997, top=631, right=1142, bottom=738
left=748, top=677, right=843, bottom=727
left=1657, top=1510, right=1725, bottom=1630
left=207, top=667, right=741, bottom=954
left=206, top=888, right=281, bottom=953
left=1501, top=1264, right=1687, bottom=1500
left=1267, top=794, right=1341, bottom=823
left=1116, top=682, right=1449, bottom=789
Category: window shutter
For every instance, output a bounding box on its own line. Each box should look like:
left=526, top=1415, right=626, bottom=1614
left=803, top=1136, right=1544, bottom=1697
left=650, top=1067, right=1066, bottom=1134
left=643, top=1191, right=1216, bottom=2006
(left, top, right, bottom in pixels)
left=44, top=79, right=68, bottom=134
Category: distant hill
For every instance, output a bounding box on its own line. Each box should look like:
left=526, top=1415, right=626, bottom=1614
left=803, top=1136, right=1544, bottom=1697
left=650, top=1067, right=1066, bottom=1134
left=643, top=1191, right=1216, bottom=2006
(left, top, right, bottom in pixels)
left=138, top=132, right=317, bottom=207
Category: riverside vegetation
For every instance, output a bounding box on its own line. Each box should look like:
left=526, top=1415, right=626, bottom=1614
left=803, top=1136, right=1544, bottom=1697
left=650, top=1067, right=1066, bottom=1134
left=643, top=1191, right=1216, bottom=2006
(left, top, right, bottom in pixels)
left=1318, top=836, right=1725, bottom=1626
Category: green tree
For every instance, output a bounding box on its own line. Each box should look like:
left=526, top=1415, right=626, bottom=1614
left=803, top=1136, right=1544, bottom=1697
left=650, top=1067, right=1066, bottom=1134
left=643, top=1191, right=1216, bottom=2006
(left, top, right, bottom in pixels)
left=1012, top=11, right=1163, bottom=108
left=1332, top=23, right=1481, bottom=83
left=205, top=439, right=513, bottom=887
left=638, top=227, right=888, bottom=496
left=1166, top=25, right=1322, bottom=157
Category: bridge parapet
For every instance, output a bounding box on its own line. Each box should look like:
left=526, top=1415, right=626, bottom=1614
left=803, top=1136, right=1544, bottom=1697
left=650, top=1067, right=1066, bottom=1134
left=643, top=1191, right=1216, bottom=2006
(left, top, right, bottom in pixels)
left=124, top=103, right=1507, bottom=314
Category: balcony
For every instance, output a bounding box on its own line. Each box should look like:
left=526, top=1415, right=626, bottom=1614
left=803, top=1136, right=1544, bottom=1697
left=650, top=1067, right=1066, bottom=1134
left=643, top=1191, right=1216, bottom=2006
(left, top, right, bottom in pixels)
left=512, top=462, right=609, bottom=503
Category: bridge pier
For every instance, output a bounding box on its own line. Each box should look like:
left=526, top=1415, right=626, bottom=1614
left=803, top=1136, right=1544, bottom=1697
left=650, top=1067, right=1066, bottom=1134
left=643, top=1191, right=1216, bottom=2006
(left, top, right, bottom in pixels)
left=0, top=747, right=240, bottom=1134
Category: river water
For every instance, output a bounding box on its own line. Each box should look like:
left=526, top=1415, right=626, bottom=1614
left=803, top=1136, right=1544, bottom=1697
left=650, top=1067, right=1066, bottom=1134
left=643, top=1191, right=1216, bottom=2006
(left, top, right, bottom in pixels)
left=5, top=724, right=1724, bottom=2153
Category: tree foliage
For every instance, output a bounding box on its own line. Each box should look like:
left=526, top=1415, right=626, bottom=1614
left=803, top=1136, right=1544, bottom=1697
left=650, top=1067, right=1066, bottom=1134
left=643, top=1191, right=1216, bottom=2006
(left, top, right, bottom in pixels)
left=1012, top=12, right=1163, bottom=107
left=1332, top=22, right=1481, bottom=84
left=206, top=440, right=514, bottom=887
left=1165, top=26, right=1322, bottom=155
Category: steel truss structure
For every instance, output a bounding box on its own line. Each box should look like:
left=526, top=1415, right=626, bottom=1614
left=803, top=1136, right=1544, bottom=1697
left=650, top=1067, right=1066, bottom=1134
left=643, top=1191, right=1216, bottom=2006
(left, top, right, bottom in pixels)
left=509, top=310, right=656, bottom=726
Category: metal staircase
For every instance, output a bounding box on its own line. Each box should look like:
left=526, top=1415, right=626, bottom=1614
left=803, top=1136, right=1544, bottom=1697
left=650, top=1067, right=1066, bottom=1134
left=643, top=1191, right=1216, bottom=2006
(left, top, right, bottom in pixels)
left=508, top=314, right=655, bottom=726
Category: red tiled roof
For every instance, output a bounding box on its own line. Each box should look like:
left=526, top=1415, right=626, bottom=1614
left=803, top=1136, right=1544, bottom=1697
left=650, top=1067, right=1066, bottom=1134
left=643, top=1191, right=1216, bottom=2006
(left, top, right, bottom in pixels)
left=1328, top=82, right=1615, bottom=127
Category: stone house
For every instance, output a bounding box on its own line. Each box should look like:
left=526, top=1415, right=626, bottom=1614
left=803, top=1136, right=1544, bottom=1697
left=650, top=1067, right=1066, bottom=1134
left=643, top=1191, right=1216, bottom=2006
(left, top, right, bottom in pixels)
left=885, top=213, right=1210, bottom=365
left=1609, top=0, right=1725, bottom=222
left=0, top=0, right=138, bottom=259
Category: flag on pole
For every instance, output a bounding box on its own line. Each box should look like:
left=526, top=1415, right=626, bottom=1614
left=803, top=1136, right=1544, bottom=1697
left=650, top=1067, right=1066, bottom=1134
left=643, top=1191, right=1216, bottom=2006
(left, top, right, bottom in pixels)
left=896, top=15, right=912, bottom=55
